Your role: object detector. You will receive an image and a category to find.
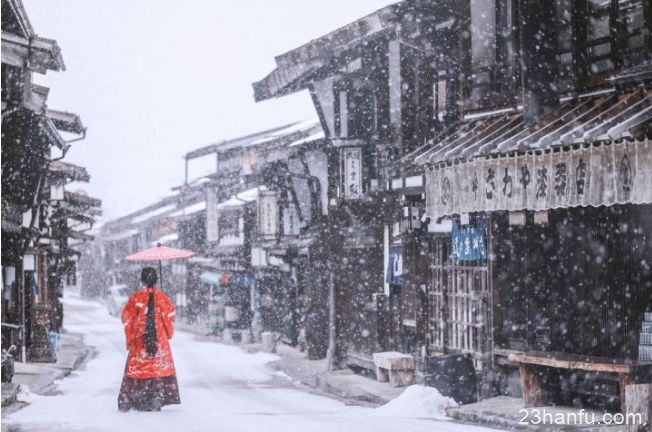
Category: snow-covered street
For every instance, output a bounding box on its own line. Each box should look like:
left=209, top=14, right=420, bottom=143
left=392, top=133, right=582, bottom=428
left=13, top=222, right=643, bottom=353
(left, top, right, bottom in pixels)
left=4, top=292, right=498, bottom=432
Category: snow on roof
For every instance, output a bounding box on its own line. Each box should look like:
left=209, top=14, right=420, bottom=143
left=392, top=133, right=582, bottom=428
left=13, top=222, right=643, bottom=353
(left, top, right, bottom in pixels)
left=249, top=118, right=319, bottom=145
left=289, top=130, right=325, bottom=147
left=217, top=186, right=267, bottom=209
left=104, top=229, right=139, bottom=242
left=131, top=204, right=177, bottom=224
left=169, top=201, right=206, bottom=218
left=464, top=107, right=516, bottom=121
left=150, top=233, right=179, bottom=246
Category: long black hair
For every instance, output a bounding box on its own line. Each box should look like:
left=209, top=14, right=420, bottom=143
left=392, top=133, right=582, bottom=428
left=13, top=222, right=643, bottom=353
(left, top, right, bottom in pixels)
left=141, top=267, right=158, bottom=357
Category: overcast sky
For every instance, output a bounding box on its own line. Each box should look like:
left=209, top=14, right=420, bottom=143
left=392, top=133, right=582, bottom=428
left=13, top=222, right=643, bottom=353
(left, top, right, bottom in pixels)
left=23, top=0, right=395, bottom=220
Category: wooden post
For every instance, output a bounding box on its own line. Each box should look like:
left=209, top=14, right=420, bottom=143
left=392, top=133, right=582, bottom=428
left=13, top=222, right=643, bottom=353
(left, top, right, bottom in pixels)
left=519, top=364, right=547, bottom=407
left=327, top=268, right=337, bottom=370
left=625, top=383, right=652, bottom=432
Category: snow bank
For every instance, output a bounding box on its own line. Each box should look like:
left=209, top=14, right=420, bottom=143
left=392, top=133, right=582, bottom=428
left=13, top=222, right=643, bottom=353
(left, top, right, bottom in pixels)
left=375, top=385, right=457, bottom=420
left=16, top=385, right=44, bottom=403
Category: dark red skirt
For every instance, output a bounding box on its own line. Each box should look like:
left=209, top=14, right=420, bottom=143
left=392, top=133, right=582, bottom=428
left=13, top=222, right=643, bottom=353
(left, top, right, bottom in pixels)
left=118, top=372, right=181, bottom=411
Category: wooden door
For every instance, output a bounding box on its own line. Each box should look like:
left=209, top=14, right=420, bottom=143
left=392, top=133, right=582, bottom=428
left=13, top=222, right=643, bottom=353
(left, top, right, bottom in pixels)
left=428, top=236, right=490, bottom=370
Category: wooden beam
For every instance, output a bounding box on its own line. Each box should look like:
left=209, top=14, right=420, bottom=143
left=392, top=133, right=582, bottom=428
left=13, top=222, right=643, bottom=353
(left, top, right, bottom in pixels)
left=1, top=31, right=65, bottom=73
left=46, top=109, right=85, bottom=134
left=509, top=352, right=652, bottom=374
left=24, top=84, right=49, bottom=114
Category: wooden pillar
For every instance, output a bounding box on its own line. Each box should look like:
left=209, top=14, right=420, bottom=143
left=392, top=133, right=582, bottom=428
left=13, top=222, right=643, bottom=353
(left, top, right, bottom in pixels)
left=519, top=364, right=548, bottom=407
left=519, top=0, right=560, bottom=123
left=625, top=383, right=652, bottom=432
left=571, top=0, right=589, bottom=88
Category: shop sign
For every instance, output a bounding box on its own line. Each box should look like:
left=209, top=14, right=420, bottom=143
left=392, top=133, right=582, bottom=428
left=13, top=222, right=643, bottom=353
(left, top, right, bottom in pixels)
left=426, top=139, right=652, bottom=219
left=258, top=191, right=278, bottom=237
left=343, top=147, right=362, bottom=199
left=451, top=220, right=487, bottom=261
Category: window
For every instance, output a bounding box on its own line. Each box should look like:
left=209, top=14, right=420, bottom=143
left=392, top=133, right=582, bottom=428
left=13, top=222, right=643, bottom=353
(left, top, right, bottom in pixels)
left=584, top=0, right=613, bottom=75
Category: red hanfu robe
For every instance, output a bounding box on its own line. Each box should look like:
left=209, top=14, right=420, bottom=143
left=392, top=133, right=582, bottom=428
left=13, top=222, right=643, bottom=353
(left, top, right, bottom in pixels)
left=121, top=287, right=176, bottom=379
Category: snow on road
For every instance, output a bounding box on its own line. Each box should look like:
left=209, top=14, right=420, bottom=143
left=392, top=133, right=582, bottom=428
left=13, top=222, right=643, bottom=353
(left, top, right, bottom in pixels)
left=5, top=292, right=499, bottom=432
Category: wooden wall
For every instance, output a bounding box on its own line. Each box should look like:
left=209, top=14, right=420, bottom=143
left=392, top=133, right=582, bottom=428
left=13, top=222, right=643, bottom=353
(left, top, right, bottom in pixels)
left=493, top=204, right=652, bottom=360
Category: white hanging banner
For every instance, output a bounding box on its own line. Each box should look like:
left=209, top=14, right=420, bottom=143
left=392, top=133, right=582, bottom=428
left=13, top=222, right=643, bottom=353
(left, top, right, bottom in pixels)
left=425, top=139, right=652, bottom=219
left=343, top=148, right=362, bottom=199
left=206, top=190, right=219, bottom=242
left=258, top=191, right=278, bottom=237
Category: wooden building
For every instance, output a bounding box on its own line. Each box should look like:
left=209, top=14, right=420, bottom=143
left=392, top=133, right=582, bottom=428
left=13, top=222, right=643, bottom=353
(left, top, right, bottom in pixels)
left=1, top=0, right=100, bottom=362
left=253, top=0, right=467, bottom=368
left=182, top=120, right=326, bottom=340
left=254, top=0, right=652, bottom=408
left=403, top=0, right=652, bottom=409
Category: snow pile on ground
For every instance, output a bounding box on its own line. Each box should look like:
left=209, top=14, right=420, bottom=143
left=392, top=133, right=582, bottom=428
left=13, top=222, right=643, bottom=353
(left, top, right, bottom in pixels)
left=374, top=385, right=457, bottom=420
left=16, top=385, right=43, bottom=403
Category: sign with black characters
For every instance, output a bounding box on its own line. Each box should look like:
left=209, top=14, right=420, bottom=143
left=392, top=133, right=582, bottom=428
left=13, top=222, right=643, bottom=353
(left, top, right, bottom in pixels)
left=425, top=139, right=652, bottom=219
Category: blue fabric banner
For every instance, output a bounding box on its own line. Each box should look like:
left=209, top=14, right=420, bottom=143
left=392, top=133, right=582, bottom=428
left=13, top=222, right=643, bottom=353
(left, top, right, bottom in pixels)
left=451, top=220, right=487, bottom=261
left=32, top=273, right=39, bottom=297
left=386, top=245, right=403, bottom=285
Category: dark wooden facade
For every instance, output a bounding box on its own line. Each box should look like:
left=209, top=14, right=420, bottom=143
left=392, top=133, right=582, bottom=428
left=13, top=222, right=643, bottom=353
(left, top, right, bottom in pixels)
left=253, top=0, right=652, bottom=407
left=1, top=0, right=98, bottom=362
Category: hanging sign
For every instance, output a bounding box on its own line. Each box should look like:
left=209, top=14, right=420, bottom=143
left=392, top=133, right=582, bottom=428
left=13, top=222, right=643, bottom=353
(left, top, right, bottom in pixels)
left=343, top=148, right=363, bottom=199
left=206, top=190, right=219, bottom=242
left=258, top=191, right=278, bottom=237
left=451, top=220, right=487, bottom=261
left=426, top=139, right=652, bottom=219
left=385, top=245, right=403, bottom=285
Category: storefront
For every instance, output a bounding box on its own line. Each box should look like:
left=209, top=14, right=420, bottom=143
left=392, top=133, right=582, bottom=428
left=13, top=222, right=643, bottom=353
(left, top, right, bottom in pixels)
left=415, top=89, right=652, bottom=405
left=199, top=270, right=255, bottom=334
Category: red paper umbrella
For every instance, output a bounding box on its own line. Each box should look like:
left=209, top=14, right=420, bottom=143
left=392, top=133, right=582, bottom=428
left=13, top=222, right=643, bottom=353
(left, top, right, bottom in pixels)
left=125, top=243, right=195, bottom=292
left=125, top=244, right=195, bottom=261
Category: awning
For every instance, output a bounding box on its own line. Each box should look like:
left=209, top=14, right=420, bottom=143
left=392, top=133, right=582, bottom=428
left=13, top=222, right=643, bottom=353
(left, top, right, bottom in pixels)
left=169, top=201, right=206, bottom=218
left=131, top=204, right=177, bottom=224
left=289, top=130, right=325, bottom=147
left=46, top=109, right=85, bottom=134
left=216, top=186, right=267, bottom=209
left=184, top=122, right=304, bottom=160
left=64, top=191, right=102, bottom=208
left=104, top=229, right=138, bottom=242
left=49, top=160, right=90, bottom=182
left=414, top=90, right=651, bottom=167
left=249, top=118, right=319, bottom=145
left=417, top=90, right=652, bottom=219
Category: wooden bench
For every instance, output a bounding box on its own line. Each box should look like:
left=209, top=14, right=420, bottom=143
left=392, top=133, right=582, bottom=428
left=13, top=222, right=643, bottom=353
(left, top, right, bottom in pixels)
left=372, top=351, right=415, bottom=387
left=347, top=352, right=375, bottom=372
left=508, top=351, right=652, bottom=413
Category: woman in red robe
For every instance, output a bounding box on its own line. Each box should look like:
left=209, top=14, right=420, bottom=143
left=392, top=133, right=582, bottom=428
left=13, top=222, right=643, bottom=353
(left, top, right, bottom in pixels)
left=118, top=267, right=181, bottom=411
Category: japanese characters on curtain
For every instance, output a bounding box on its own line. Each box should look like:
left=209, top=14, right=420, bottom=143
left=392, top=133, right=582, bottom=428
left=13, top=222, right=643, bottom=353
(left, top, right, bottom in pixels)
left=451, top=220, right=487, bottom=261
left=426, top=139, right=652, bottom=219
left=343, top=147, right=362, bottom=199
